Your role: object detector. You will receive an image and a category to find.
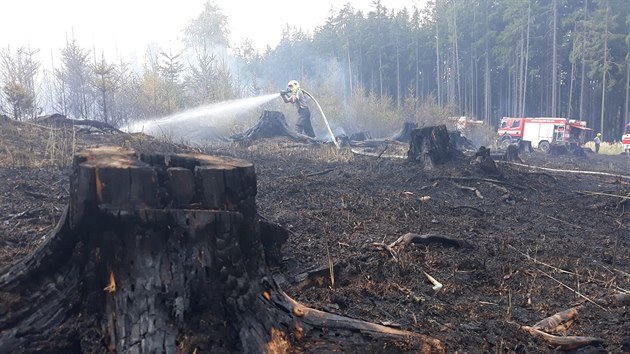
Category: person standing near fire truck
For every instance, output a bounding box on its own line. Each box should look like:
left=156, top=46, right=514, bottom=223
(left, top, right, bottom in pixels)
left=594, top=133, right=602, bottom=153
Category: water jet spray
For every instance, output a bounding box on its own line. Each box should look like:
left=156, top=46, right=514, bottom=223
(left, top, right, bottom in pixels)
left=126, top=93, right=279, bottom=140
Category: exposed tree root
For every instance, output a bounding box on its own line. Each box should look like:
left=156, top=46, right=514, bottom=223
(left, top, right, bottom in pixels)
left=532, top=306, right=581, bottom=334
left=521, top=326, right=603, bottom=350
left=0, top=147, right=447, bottom=353
left=274, top=290, right=447, bottom=353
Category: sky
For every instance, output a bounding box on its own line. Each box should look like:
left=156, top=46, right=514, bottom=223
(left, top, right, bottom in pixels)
left=0, top=0, right=428, bottom=63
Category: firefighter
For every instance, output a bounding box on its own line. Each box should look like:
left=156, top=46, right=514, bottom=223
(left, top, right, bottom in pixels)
left=280, top=80, right=315, bottom=138
left=594, top=133, right=602, bottom=153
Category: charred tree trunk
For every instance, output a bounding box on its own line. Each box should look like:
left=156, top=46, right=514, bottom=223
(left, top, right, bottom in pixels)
left=407, top=125, right=458, bottom=169
left=231, top=110, right=315, bottom=145
left=472, top=146, right=503, bottom=177
left=0, top=147, right=444, bottom=353
left=502, top=144, right=522, bottom=163
left=549, top=144, right=569, bottom=156
left=518, top=140, right=533, bottom=153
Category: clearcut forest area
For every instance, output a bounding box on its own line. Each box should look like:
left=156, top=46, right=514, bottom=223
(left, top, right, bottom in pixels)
left=0, top=115, right=628, bottom=353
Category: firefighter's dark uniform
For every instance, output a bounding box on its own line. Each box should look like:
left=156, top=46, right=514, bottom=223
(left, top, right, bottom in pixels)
left=282, top=86, right=315, bottom=138
left=293, top=89, right=315, bottom=137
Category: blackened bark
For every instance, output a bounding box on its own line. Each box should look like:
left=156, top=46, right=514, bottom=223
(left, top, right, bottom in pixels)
left=0, top=146, right=445, bottom=354
left=472, top=146, right=502, bottom=177
left=503, top=144, right=522, bottom=162
left=407, top=125, right=458, bottom=169
left=231, top=110, right=315, bottom=145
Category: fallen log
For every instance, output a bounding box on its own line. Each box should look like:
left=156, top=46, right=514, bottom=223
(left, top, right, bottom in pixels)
left=34, top=113, right=124, bottom=134
left=0, top=146, right=444, bottom=353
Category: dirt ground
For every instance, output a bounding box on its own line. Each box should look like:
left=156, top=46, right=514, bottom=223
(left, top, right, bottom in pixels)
left=1, top=116, right=629, bottom=353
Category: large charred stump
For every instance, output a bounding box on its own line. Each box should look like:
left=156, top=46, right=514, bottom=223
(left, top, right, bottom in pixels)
left=502, top=144, right=522, bottom=163
left=407, top=125, right=457, bottom=169
left=231, top=110, right=315, bottom=145
left=472, top=146, right=503, bottom=177
left=519, top=140, right=533, bottom=153
left=0, top=146, right=444, bottom=353
left=549, top=144, right=569, bottom=156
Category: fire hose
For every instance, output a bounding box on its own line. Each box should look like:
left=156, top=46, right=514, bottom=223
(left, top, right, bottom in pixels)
left=301, top=90, right=340, bottom=149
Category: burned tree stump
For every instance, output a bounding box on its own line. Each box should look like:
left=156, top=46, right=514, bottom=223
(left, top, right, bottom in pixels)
left=335, top=134, right=351, bottom=147
left=407, top=125, right=458, bottom=169
left=472, top=146, right=503, bottom=176
left=231, top=110, right=315, bottom=145
left=0, top=146, right=444, bottom=353
left=519, top=140, right=533, bottom=153
left=502, top=144, right=523, bottom=162
left=549, top=144, right=569, bottom=156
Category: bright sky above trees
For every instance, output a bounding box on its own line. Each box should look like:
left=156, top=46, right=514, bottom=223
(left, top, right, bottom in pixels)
left=0, top=0, right=426, bottom=59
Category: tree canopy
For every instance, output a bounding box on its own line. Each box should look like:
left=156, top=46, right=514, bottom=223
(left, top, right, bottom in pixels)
left=0, top=0, right=628, bottom=139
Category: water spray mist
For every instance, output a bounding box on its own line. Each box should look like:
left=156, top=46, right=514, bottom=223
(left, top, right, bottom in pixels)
left=126, top=93, right=279, bottom=139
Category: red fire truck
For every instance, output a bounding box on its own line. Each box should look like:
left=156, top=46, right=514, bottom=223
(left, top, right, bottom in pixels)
left=497, top=117, right=591, bottom=152
left=622, top=122, right=630, bottom=153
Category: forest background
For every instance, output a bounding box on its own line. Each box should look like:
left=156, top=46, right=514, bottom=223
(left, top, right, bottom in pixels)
left=1, top=0, right=628, bottom=141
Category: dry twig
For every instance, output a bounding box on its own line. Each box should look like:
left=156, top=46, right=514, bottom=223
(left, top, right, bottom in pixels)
left=537, top=269, right=608, bottom=312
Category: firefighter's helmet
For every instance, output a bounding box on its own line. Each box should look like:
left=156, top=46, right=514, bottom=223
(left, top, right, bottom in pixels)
left=287, top=80, right=299, bottom=93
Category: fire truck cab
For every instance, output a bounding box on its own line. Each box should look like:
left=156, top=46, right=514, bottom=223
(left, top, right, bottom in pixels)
left=497, top=117, right=590, bottom=152
left=622, top=122, right=630, bottom=153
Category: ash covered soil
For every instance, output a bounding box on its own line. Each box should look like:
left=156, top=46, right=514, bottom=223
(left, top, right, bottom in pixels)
left=1, top=117, right=629, bottom=353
